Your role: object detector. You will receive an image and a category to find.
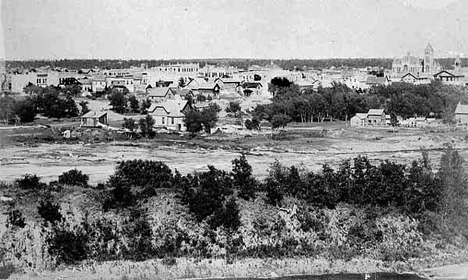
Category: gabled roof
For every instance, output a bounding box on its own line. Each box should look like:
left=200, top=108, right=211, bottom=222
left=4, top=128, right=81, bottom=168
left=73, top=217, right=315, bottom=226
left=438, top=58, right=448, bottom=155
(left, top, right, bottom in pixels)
left=81, top=111, right=107, bottom=118
left=214, top=77, right=241, bottom=84
left=368, top=109, right=385, bottom=116
left=242, top=82, right=263, bottom=88
left=147, top=87, right=171, bottom=98
left=354, top=113, right=368, bottom=119
left=455, top=103, right=468, bottom=115
left=434, top=70, right=464, bottom=78
left=401, top=73, right=418, bottom=79
left=148, top=99, right=190, bottom=117
left=186, top=77, right=207, bottom=88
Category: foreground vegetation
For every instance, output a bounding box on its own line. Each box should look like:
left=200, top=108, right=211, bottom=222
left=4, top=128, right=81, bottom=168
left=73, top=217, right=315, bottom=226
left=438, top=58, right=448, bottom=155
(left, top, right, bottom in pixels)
left=0, top=146, right=467, bottom=278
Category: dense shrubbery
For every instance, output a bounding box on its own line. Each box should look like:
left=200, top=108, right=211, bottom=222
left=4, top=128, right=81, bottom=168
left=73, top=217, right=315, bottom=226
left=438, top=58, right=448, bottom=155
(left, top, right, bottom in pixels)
left=58, top=169, right=89, bottom=187
left=3, top=149, right=468, bottom=267
left=263, top=154, right=444, bottom=215
left=176, top=165, right=241, bottom=230
left=15, top=174, right=47, bottom=190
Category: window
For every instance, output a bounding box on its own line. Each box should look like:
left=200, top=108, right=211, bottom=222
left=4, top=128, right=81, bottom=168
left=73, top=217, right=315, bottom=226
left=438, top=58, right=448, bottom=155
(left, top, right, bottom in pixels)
left=171, top=117, right=174, bottom=125
left=162, top=117, right=165, bottom=124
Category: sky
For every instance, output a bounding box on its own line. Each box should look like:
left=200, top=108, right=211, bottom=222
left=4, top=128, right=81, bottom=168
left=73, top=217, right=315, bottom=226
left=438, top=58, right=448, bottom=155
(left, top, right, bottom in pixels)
left=0, top=0, right=465, bottom=60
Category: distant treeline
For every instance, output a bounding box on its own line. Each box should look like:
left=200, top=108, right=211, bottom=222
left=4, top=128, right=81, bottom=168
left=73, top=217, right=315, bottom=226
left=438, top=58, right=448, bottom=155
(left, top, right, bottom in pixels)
left=3, top=58, right=392, bottom=71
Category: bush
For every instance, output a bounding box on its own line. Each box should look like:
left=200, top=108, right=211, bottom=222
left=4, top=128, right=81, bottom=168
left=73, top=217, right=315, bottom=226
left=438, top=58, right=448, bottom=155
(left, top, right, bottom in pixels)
left=58, top=169, right=89, bottom=187
left=113, top=160, right=173, bottom=198
left=38, top=200, right=63, bottom=226
left=244, top=118, right=260, bottom=130
left=209, top=197, right=241, bottom=231
left=7, top=209, right=26, bottom=229
left=176, top=166, right=240, bottom=230
left=15, top=174, right=47, bottom=190
left=103, top=176, right=136, bottom=211
left=226, top=101, right=241, bottom=114
left=47, top=225, right=88, bottom=265
left=232, top=155, right=257, bottom=200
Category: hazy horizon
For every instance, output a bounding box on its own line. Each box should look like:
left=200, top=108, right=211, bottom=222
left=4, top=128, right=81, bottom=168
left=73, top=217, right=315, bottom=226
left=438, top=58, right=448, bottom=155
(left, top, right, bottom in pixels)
left=2, top=0, right=467, bottom=60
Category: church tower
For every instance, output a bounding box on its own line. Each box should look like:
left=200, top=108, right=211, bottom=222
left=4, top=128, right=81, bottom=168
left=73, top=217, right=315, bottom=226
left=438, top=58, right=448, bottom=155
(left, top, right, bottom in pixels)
left=454, top=55, right=462, bottom=72
left=423, top=43, right=434, bottom=74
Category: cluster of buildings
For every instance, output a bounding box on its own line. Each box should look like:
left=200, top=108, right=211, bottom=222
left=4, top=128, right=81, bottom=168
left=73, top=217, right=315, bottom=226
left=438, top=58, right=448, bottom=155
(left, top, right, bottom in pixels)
left=350, top=109, right=439, bottom=128
left=4, top=63, right=274, bottom=98
left=391, top=43, right=468, bottom=86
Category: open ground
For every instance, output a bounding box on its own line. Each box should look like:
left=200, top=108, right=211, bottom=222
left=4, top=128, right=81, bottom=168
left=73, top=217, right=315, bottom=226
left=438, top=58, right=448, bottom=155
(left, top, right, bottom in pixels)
left=1, top=123, right=467, bottom=184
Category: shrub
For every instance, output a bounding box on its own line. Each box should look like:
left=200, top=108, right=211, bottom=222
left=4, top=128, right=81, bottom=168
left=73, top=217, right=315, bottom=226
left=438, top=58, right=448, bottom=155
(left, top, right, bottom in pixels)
left=176, top=166, right=239, bottom=229
left=103, top=176, right=136, bottom=211
left=209, top=197, right=241, bottom=231
left=244, top=118, right=260, bottom=130
left=113, top=160, right=173, bottom=198
left=232, top=155, right=257, bottom=200
left=225, top=101, right=241, bottom=114
left=58, top=169, right=89, bottom=187
left=121, top=209, right=155, bottom=261
left=38, top=200, right=63, bottom=226
left=7, top=209, right=26, bottom=229
left=47, top=225, right=88, bottom=265
left=15, top=174, right=47, bottom=190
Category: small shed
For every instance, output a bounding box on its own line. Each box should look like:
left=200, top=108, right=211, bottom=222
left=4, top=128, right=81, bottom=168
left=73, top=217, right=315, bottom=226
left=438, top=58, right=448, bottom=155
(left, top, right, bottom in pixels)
left=80, top=111, right=108, bottom=127
left=350, top=113, right=368, bottom=127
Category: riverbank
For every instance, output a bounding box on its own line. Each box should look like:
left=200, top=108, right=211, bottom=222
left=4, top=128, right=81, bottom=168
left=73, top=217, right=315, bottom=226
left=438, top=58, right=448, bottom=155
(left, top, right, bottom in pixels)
left=3, top=257, right=434, bottom=280
left=419, top=262, right=468, bottom=280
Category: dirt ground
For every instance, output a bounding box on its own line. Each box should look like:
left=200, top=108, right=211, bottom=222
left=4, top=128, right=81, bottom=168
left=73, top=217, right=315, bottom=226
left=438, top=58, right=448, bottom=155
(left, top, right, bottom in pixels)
left=1, top=126, right=468, bottom=184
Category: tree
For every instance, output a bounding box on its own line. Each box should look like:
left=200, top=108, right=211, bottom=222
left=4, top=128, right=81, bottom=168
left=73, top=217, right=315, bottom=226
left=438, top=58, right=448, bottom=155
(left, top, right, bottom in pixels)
left=33, top=88, right=78, bottom=119
left=226, top=101, right=241, bottom=114
left=390, top=112, right=399, bottom=127
left=196, top=94, right=206, bottom=103
left=140, top=99, right=152, bottom=114
left=108, top=90, right=128, bottom=114
left=271, top=114, right=291, bottom=129
left=79, top=101, right=90, bottom=116
left=14, top=98, right=37, bottom=123
left=63, top=84, right=82, bottom=97
left=201, top=103, right=221, bottom=133
left=128, top=95, right=139, bottom=113
left=178, top=77, right=186, bottom=88
left=438, top=146, right=468, bottom=229
left=123, top=118, right=137, bottom=139
left=23, top=84, right=42, bottom=95
left=184, top=110, right=204, bottom=134
left=232, top=154, right=257, bottom=200
left=139, top=115, right=155, bottom=138
left=244, top=118, right=260, bottom=130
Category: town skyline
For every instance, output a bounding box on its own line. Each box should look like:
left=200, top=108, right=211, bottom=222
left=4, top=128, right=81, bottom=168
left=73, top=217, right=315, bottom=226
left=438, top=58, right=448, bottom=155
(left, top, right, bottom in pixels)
left=2, top=0, right=468, bottom=60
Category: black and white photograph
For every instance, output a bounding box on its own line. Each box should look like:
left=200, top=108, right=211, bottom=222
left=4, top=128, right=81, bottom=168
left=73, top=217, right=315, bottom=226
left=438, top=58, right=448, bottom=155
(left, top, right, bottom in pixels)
left=1, top=0, right=468, bottom=279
